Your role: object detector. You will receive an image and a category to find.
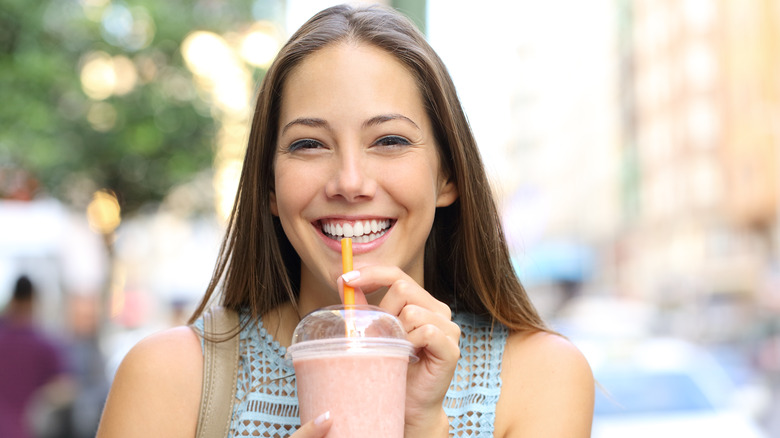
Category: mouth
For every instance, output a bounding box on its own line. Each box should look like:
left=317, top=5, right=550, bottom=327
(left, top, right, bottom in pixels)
left=318, top=218, right=394, bottom=243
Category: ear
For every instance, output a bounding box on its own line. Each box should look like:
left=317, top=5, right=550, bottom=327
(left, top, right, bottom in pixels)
left=270, top=191, right=279, bottom=216
left=435, top=179, right=458, bottom=207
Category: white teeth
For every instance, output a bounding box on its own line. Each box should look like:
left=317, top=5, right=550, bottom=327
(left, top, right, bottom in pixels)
left=321, top=219, right=391, bottom=241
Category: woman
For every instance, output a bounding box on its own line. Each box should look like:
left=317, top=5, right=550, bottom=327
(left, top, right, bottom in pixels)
left=97, top=4, right=594, bottom=437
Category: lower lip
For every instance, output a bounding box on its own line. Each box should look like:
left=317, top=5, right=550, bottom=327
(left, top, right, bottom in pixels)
left=316, top=225, right=392, bottom=255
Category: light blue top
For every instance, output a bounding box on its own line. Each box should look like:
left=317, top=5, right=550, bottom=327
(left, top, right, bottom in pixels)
left=193, top=311, right=507, bottom=436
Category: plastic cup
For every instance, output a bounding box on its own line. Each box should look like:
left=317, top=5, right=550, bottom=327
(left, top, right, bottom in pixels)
left=287, top=305, right=416, bottom=438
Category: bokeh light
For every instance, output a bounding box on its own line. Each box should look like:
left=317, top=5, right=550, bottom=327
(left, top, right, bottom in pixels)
left=86, top=189, right=121, bottom=234
left=214, top=159, right=243, bottom=222
left=80, top=0, right=110, bottom=22
left=86, top=101, right=118, bottom=132
left=181, top=30, right=253, bottom=116
left=239, top=21, right=282, bottom=68
left=100, top=4, right=155, bottom=51
left=181, top=31, right=235, bottom=79
left=79, top=51, right=139, bottom=101
left=80, top=51, right=115, bottom=100
left=111, top=55, right=138, bottom=95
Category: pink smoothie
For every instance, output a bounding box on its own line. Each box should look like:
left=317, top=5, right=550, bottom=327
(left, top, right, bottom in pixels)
left=294, top=352, right=408, bottom=437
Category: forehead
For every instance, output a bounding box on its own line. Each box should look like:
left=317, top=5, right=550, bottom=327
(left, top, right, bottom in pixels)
left=279, top=42, right=428, bottom=125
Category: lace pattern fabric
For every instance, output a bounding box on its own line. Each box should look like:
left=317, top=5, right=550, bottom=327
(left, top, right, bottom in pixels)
left=446, top=313, right=508, bottom=436
left=193, top=310, right=507, bottom=437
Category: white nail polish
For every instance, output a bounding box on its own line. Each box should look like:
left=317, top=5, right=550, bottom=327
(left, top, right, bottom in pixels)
left=314, top=411, right=331, bottom=425
left=341, top=270, right=360, bottom=283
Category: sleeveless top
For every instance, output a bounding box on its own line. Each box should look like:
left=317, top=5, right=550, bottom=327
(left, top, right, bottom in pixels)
left=193, top=311, right=508, bottom=437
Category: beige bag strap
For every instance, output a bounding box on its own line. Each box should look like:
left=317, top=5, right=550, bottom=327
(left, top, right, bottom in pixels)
left=195, top=306, right=240, bottom=438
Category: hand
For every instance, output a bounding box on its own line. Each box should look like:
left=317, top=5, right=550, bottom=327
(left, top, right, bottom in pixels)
left=340, top=266, right=460, bottom=437
left=293, top=411, right=333, bottom=437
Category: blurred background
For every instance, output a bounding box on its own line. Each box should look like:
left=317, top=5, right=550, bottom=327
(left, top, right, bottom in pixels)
left=0, top=0, right=778, bottom=436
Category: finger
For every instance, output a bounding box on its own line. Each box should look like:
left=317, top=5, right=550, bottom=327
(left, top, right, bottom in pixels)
left=406, top=323, right=461, bottom=365
left=337, top=276, right=367, bottom=305
left=294, top=411, right=333, bottom=437
left=381, top=278, right=450, bottom=320
left=341, top=266, right=448, bottom=317
left=398, top=304, right=460, bottom=341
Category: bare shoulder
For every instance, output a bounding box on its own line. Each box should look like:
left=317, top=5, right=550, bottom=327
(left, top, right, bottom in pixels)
left=494, top=329, right=595, bottom=438
left=97, top=326, right=204, bottom=438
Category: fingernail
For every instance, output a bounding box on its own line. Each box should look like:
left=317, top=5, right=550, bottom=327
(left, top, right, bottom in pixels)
left=341, top=270, right=360, bottom=283
left=314, top=411, right=331, bottom=425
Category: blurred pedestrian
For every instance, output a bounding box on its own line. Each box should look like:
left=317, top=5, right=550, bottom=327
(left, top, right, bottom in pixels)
left=0, top=275, right=69, bottom=438
left=59, top=294, right=109, bottom=438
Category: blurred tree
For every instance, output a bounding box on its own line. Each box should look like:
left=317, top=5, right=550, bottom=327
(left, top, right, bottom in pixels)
left=391, top=0, right=426, bottom=35
left=0, top=0, right=257, bottom=215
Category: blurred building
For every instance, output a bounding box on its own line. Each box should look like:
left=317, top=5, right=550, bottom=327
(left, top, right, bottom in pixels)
left=427, top=0, right=622, bottom=302
left=617, top=0, right=780, bottom=339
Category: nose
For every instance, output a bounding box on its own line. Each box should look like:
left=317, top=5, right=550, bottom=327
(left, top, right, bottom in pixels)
left=324, top=148, right=376, bottom=202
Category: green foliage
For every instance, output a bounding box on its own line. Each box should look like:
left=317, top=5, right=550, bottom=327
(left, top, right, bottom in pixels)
left=0, top=0, right=257, bottom=214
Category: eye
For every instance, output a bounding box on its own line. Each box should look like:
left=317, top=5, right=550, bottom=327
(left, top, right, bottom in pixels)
left=288, top=139, right=324, bottom=152
left=373, top=135, right=412, bottom=148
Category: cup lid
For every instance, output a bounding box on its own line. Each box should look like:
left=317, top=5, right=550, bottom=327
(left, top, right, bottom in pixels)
left=291, top=304, right=407, bottom=343
left=286, top=305, right=417, bottom=361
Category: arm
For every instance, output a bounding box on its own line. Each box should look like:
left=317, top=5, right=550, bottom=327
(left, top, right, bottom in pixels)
left=494, top=331, right=595, bottom=438
left=97, top=324, right=334, bottom=438
left=96, top=327, right=203, bottom=438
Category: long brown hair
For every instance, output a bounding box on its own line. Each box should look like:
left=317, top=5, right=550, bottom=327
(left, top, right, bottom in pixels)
left=190, top=4, right=547, bottom=333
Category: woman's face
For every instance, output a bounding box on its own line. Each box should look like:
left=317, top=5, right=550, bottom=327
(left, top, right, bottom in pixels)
left=271, top=42, right=457, bottom=306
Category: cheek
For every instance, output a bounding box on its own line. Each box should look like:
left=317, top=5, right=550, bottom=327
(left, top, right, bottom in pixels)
left=384, top=161, right=440, bottom=210
left=274, top=164, right=308, bottom=217
left=273, top=160, right=331, bottom=223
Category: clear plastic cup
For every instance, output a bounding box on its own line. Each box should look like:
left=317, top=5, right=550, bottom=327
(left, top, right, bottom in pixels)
left=287, top=305, right=416, bottom=438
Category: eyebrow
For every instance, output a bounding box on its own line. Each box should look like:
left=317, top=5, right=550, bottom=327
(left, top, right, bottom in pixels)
left=281, top=117, right=330, bottom=135
left=280, top=113, right=420, bottom=135
left=362, top=113, right=420, bottom=130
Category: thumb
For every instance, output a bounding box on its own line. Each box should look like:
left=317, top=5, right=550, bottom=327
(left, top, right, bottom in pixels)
left=294, top=411, right=333, bottom=437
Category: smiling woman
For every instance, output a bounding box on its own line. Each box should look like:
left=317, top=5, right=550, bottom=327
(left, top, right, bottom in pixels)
left=96, top=4, right=594, bottom=438
left=271, top=42, right=454, bottom=291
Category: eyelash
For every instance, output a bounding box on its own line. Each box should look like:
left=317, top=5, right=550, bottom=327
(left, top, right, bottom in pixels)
left=287, top=136, right=411, bottom=152
left=287, top=139, right=323, bottom=152
left=373, top=135, right=411, bottom=148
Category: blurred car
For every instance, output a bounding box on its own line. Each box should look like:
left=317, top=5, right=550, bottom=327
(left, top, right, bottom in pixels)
left=584, top=338, right=767, bottom=438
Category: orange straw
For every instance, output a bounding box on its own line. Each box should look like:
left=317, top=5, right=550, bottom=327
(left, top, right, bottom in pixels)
left=341, top=238, right=355, bottom=306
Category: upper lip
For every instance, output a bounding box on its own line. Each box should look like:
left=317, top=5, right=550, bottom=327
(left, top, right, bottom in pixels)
left=314, top=215, right=395, bottom=224
left=316, top=214, right=393, bottom=221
